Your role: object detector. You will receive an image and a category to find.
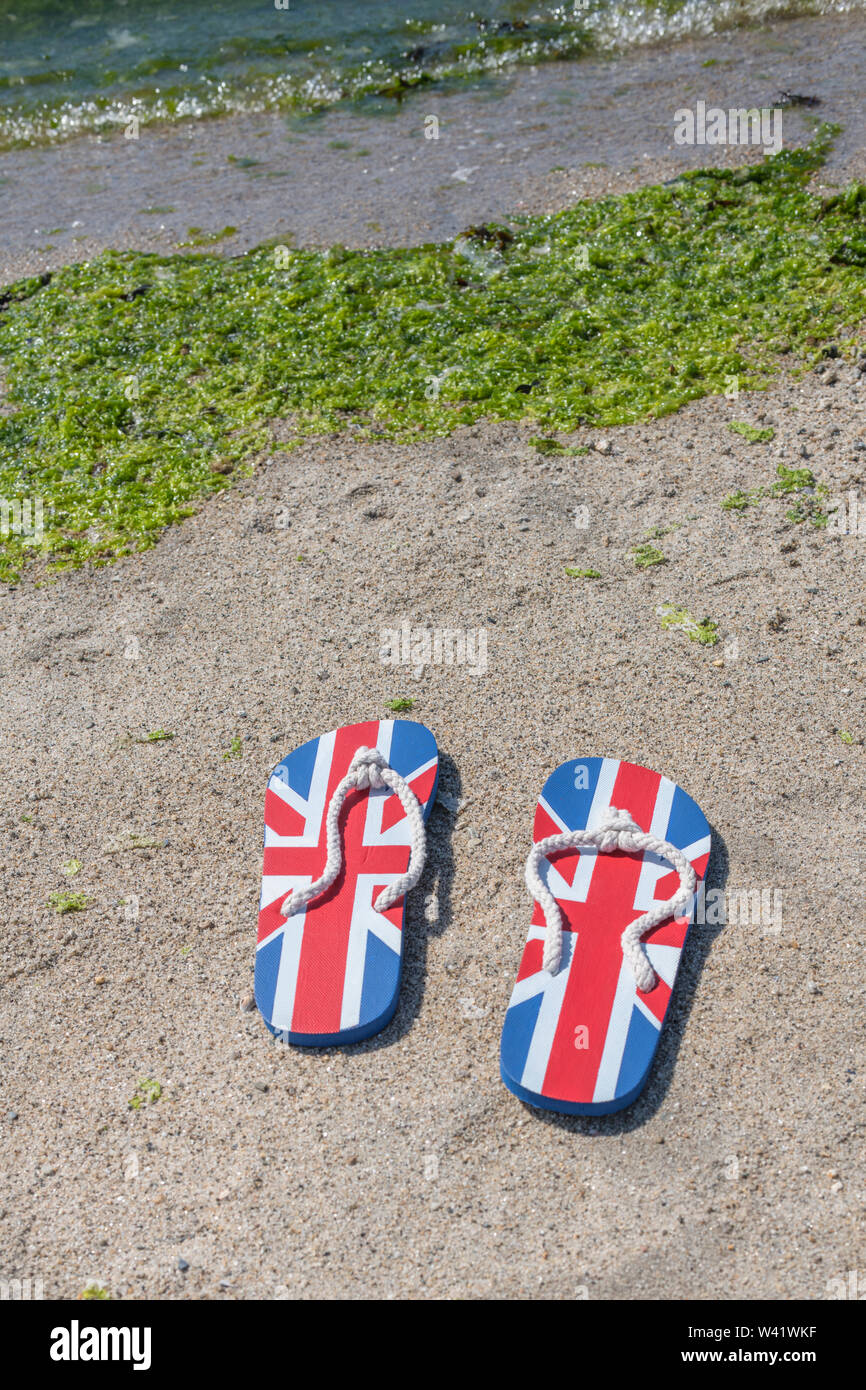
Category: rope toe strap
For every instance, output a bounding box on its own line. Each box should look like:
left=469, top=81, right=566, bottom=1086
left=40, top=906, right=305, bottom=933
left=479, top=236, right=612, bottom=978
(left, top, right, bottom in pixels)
left=525, top=806, right=697, bottom=988
left=281, top=746, right=427, bottom=919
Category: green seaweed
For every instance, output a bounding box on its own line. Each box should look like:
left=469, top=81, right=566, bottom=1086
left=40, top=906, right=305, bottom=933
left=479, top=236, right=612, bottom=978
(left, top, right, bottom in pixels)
left=770, top=463, right=818, bottom=495
left=529, top=435, right=589, bottom=456
left=643, top=523, right=682, bottom=539
left=223, top=735, right=243, bottom=760
left=631, top=543, right=667, bottom=570
left=176, top=225, right=238, bottom=248
left=721, top=487, right=762, bottom=512
left=722, top=463, right=830, bottom=525
left=385, top=698, right=415, bottom=712
left=727, top=421, right=775, bottom=443
left=565, top=566, right=601, bottom=578
left=658, top=605, right=719, bottom=646
left=128, top=1077, right=162, bottom=1110
left=79, top=1283, right=110, bottom=1301
left=48, top=890, right=90, bottom=913
left=1, top=129, right=863, bottom=582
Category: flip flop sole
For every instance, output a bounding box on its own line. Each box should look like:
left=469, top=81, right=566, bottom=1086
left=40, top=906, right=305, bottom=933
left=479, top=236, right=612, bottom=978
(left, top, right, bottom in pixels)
left=500, top=757, right=711, bottom=1115
left=255, top=718, right=439, bottom=1045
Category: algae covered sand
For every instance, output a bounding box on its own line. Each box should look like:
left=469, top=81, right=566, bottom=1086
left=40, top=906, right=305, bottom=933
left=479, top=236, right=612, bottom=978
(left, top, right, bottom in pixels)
left=1, top=129, right=865, bottom=582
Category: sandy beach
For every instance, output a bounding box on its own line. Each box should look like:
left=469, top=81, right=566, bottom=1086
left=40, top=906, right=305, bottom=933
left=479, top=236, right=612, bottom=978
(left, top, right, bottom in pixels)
left=1, top=8, right=865, bottom=1302
left=1, top=361, right=864, bottom=1298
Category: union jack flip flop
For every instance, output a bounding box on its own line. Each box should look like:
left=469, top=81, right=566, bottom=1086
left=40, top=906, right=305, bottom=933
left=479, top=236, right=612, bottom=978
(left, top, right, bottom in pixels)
left=500, top=757, right=711, bottom=1115
left=255, top=719, right=439, bottom=1045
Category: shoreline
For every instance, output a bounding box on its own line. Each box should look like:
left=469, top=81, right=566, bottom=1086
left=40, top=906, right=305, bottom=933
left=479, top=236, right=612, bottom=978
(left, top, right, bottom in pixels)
left=2, top=125, right=864, bottom=584
left=2, top=11, right=866, bottom=286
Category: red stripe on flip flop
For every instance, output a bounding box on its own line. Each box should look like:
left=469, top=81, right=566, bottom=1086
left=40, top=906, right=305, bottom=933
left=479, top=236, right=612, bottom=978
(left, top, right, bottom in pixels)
left=380, top=761, right=437, bottom=833
left=516, top=936, right=545, bottom=983
left=264, top=786, right=306, bottom=838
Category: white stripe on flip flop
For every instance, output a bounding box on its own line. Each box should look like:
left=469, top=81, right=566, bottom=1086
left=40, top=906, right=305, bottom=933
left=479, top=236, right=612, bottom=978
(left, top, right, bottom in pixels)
left=519, top=934, right=575, bottom=1093
left=633, top=943, right=683, bottom=1027
left=592, top=940, right=683, bottom=1102
left=568, top=756, right=621, bottom=902
left=633, top=832, right=711, bottom=910
left=651, top=777, right=676, bottom=837
left=632, top=776, right=674, bottom=907
left=533, top=758, right=621, bottom=908
left=536, top=794, right=571, bottom=836
left=505, top=922, right=562, bottom=1011
left=537, top=853, right=586, bottom=905
left=259, top=873, right=313, bottom=913
left=592, top=956, right=644, bottom=1103
left=340, top=873, right=404, bottom=1030
left=646, top=941, right=682, bottom=988
left=682, top=834, right=711, bottom=865
left=365, top=755, right=438, bottom=846
left=508, top=964, right=552, bottom=1008
left=265, top=775, right=311, bottom=821
left=361, top=719, right=392, bottom=845
left=265, top=728, right=336, bottom=848
left=269, top=913, right=305, bottom=1032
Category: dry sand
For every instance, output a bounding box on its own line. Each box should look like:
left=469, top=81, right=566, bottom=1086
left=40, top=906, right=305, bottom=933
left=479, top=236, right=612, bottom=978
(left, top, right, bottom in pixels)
left=1, top=13, right=865, bottom=1302
left=1, top=363, right=864, bottom=1300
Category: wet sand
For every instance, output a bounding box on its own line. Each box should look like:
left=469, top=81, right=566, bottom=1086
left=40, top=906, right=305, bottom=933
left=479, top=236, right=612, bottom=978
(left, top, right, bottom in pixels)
left=2, top=10, right=865, bottom=286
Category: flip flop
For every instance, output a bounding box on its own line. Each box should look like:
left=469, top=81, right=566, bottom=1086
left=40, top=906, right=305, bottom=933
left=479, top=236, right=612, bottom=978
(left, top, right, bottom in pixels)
left=255, top=718, right=439, bottom=1045
left=500, top=756, right=711, bottom=1115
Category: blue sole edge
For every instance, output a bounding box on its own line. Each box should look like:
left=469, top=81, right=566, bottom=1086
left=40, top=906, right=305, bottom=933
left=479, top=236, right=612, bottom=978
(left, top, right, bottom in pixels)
left=499, top=1059, right=648, bottom=1116
left=264, top=991, right=401, bottom=1048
